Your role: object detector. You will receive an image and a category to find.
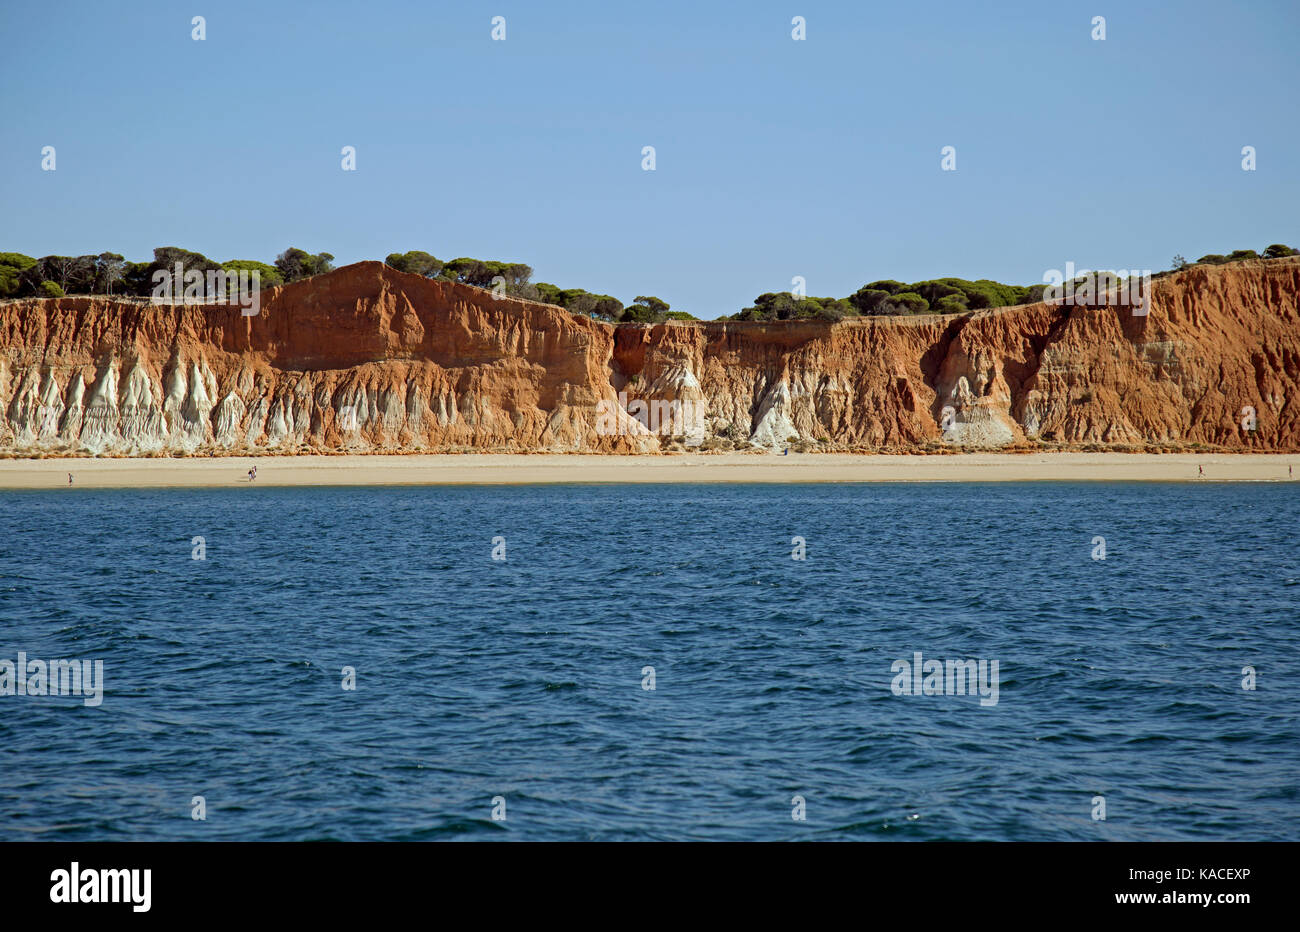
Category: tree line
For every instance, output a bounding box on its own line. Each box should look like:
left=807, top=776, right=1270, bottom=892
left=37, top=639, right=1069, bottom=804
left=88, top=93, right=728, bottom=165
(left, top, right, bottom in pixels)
left=0, top=247, right=334, bottom=300
left=734, top=242, right=1299, bottom=322
left=732, top=277, right=1051, bottom=322
left=0, top=244, right=700, bottom=323
left=4, top=242, right=1294, bottom=321
left=1171, top=243, right=1296, bottom=270
left=383, top=250, right=697, bottom=322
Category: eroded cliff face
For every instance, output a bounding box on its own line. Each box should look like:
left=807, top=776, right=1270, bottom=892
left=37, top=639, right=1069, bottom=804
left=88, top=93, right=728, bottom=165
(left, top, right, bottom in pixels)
left=0, top=258, right=1297, bottom=455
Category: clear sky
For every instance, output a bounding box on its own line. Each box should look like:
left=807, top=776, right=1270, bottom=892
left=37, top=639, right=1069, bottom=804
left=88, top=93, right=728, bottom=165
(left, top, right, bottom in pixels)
left=2, top=0, right=1297, bottom=318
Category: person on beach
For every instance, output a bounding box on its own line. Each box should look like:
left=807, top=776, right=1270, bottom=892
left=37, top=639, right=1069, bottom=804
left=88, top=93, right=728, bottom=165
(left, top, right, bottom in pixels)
left=1198, top=465, right=1204, bottom=478
left=247, top=468, right=254, bottom=482
left=67, top=473, right=72, bottom=486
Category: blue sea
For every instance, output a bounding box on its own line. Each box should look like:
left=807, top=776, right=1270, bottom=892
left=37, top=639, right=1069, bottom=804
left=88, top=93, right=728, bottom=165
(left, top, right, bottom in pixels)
left=1, top=482, right=1297, bottom=841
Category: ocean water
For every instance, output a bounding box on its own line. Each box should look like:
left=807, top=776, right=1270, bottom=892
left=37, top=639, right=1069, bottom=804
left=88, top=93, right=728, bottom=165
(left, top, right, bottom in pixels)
left=0, top=482, right=1297, bottom=841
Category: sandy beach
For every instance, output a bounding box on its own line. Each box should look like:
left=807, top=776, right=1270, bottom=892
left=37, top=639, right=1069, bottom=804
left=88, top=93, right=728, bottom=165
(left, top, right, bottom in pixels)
left=0, top=452, right=1295, bottom=488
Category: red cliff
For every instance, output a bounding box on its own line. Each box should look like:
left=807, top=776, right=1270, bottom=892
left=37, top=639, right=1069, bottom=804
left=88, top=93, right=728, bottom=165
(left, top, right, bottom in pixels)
left=1, top=258, right=1296, bottom=455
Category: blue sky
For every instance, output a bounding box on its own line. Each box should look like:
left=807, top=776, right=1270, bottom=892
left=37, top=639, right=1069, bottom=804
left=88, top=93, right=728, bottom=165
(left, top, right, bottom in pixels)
left=2, top=0, right=1297, bottom=317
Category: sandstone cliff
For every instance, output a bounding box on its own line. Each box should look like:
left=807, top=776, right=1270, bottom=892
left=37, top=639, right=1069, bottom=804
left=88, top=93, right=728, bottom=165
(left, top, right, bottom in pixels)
left=1, top=258, right=1296, bottom=455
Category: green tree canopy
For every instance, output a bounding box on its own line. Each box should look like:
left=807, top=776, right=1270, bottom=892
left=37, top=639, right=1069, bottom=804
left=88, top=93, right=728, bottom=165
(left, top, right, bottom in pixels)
left=22, top=255, right=97, bottom=295
left=222, top=260, right=284, bottom=289
left=94, top=253, right=126, bottom=294
left=151, top=246, right=219, bottom=276
left=275, top=247, right=335, bottom=282
left=621, top=295, right=674, bottom=323
left=878, top=292, right=929, bottom=315
left=632, top=295, right=670, bottom=313
left=385, top=251, right=444, bottom=277
left=0, top=252, right=37, bottom=298
left=440, top=258, right=532, bottom=289
left=848, top=287, right=891, bottom=315
left=734, top=292, right=858, bottom=321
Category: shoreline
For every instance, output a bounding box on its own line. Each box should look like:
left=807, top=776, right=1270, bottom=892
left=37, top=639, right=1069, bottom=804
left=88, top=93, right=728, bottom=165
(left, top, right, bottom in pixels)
left=0, top=453, right=1296, bottom=489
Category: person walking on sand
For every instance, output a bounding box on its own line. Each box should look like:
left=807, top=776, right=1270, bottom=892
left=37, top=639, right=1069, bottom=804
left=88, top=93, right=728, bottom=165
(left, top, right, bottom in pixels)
left=1198, top=465, right=1204, bottom=478
left=68, top=473, right=72, bottom=486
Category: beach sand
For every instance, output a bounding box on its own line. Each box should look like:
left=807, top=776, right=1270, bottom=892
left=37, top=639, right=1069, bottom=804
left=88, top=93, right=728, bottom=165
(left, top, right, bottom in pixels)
left=0, top=453, right=1296, bottom=488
